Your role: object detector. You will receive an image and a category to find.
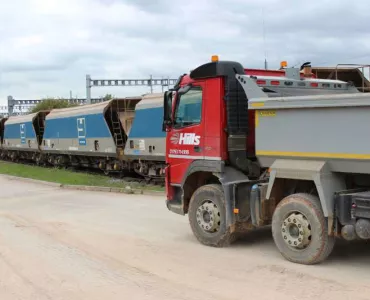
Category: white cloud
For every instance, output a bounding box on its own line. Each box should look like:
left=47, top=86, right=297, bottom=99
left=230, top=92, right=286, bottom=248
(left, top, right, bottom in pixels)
left=1, top=0, right=370, bottom=105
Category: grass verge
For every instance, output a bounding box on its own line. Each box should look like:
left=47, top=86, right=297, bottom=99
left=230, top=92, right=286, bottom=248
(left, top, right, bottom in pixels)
left=0, top=161, right=164, bottom=192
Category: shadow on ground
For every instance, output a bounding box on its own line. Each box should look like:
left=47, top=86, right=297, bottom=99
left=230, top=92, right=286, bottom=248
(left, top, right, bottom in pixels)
left=225, top=226, right=370, bottom=264
left=328, top=239, right=370, bottom=262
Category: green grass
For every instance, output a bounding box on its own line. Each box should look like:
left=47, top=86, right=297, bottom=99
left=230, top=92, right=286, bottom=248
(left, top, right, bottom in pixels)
left=0, top=161, right=164, bottom=191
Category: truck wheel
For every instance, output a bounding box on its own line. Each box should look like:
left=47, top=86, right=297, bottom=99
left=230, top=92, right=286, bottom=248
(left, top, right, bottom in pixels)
left=272, top=193, right=335, bottom=265
left=188, top=184, right=236, bottom=247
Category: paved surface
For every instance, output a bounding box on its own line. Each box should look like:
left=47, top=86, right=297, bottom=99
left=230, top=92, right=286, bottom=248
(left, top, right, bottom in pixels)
left=0, top=176, right=370, bottom=300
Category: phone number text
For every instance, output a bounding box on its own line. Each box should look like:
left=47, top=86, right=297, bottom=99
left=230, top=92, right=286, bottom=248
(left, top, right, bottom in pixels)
left=169, top=149, right=190, bottom=155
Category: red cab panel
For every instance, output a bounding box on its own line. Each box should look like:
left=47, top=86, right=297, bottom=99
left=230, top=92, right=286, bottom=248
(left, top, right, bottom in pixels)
left=166, top=78, right=225, bottom=185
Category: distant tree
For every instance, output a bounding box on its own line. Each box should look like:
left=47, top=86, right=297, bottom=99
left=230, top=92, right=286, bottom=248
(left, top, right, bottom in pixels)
left=29, top=97, right=78, bottom=114
left=103, top=94, right=114, bottom=101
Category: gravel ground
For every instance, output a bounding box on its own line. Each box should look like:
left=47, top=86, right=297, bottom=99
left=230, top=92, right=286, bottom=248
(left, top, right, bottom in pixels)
left=0, top=176, right=369, bottom=300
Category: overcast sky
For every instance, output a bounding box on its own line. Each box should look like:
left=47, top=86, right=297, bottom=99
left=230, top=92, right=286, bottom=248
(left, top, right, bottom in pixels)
left=1, top=0, right=370, bottom=104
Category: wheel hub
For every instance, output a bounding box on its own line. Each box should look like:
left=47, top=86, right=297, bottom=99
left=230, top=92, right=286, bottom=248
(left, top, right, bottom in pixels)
left=281, top=213, right=311, bottom=249
left=196, top=201, right=221, bottom=233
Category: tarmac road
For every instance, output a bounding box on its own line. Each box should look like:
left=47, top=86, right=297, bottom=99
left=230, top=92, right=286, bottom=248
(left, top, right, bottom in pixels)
left=0, top=175, right=370, bottom=300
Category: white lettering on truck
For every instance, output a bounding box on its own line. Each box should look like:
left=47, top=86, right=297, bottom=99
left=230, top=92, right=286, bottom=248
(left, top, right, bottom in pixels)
left=178, top=133, right=200, bottom=145
left=171, top=133, right=201, bottom=145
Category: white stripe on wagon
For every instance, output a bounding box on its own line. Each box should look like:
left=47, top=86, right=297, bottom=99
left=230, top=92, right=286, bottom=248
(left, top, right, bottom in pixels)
left=168, top=154, right=222, bottom=160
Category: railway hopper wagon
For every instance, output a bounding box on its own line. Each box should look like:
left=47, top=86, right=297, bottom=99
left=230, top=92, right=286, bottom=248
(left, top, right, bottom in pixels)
left=0, top=96, right=167, bottom=180
left=41, top=98, right=141, bottom=173
left=2, top=111, right=49, bottom=162
left=124, top=93, right=166, bottom=179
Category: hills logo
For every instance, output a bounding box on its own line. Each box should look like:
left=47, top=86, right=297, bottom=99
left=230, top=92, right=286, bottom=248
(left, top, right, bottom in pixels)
left=170, top=133, right=200, bottom=145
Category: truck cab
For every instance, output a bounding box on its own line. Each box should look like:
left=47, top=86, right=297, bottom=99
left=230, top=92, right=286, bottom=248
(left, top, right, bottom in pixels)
left=163, top=60, right=254, bottom=216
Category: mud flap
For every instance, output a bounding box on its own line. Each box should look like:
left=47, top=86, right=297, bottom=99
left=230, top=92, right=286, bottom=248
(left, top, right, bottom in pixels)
left=219, top=167, right=251, bottom=230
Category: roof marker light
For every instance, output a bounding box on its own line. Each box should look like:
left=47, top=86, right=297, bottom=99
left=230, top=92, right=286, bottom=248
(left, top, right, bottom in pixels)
left=211, top=55, right=219, bottom=62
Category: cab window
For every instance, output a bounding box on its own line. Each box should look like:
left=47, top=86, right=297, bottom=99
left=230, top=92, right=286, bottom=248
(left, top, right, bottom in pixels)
left=173, top=87, right=202, bottom=128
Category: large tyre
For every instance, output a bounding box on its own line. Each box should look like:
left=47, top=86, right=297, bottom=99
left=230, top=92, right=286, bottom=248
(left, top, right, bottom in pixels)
left=272, top=193, right=335, bottom=265
left=188, top=184, right=236, bottom=247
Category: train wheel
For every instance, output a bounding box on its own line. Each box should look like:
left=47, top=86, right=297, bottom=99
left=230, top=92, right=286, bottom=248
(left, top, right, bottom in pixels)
left=271, top=193, right=335, bottom=265
left=188, top=184, right=236, bottom=247
left=35, top=154, right=42, bottom=166
left=10, top=153, right=18, bottom=163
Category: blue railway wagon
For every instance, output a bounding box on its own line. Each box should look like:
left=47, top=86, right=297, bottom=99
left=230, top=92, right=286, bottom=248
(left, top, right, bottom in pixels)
left=0, top=95, right=166, bottom=180
left=42, top=98, right=141, bottom=171
left=43, top=102, right=116, bottom=156
left=124, top=93, right=166, bottom=178
left=3, top=112, right=49, bottom=157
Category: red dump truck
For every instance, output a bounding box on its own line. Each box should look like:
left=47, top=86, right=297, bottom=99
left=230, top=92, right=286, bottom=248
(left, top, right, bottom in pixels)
left=162, top=56, right=370, bottom=265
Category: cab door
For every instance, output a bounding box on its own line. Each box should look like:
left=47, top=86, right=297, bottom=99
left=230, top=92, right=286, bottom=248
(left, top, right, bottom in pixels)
left=166, top=82, right=205, bottom=184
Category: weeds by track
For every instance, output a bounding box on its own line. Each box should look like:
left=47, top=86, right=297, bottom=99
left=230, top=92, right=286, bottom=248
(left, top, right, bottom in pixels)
left=0, top=158, right=164, bottom=188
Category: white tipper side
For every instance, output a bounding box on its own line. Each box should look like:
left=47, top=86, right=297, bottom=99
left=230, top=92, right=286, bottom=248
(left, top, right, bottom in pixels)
left=235, top=74, right=350, bottom=219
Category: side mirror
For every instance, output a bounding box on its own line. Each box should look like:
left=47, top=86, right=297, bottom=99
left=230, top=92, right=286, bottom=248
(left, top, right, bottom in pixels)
left=162, top=91, right=173, bottom=132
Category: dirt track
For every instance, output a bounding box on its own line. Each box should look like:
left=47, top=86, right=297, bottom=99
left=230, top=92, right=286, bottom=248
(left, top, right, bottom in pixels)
left=0, top=176, right=370, bottom=300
